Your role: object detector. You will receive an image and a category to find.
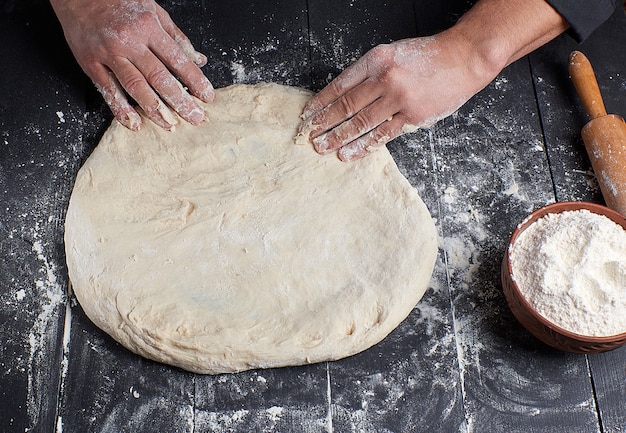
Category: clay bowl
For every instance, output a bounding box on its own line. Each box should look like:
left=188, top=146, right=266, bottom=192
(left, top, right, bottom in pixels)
left=501, top=201, right=626, bottom=354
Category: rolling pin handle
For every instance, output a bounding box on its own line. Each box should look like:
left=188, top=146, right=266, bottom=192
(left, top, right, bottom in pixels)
left=569, top=50, right=608, bottom=120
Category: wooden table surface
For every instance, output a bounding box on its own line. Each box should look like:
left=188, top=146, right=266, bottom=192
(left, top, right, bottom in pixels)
left=1, top=1, right=625, bottom=432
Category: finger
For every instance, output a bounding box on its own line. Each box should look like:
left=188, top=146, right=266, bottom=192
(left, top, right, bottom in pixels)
left=312, top=97, right=395, bottom=154
left=299, top=79, right=383, bottom=140
left=149, top=33, right=215, bottom=104
left=90, top=65, right=142, bottom=131
left=128, top=49, right=206, bottom=125
left=337, top=115, right=411, bottom=162
left=110, top=56, right=178, bottom=130
left=154, top=4, right=208, bottom=67
left=302, top=59, right=369, bottom=119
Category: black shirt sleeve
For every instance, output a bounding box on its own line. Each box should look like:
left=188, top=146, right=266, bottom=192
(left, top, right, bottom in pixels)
left=546, top=0, right=619, bottom=42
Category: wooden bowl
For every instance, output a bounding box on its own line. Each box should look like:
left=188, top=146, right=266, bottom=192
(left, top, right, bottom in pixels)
left=501, top=201, right=626, bottom=353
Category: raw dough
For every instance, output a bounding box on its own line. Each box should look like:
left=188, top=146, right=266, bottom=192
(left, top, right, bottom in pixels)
left=64, top=83, right=438, bottom=374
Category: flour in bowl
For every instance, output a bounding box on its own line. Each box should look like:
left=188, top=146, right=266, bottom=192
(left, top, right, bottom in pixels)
left=510, top=209, right=626, bottom=337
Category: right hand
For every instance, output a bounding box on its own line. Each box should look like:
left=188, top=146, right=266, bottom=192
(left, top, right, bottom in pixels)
left=298, top=36, right=486, bottom=161
left=50, top=0, right=215, bottom=130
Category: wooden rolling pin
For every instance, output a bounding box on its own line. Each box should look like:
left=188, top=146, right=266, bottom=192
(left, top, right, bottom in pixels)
left=569, top=50, right=626, bottom=216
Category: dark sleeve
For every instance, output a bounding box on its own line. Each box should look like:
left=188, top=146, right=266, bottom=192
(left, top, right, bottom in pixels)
left=545, top=0, right=618, bottom=42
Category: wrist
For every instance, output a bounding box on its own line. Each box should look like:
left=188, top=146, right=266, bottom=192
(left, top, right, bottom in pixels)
left=434, top=25, right=504, bottom=98
left=445, top=0, right=569, bottom=82
left=450, top=17, right=510, bottom=78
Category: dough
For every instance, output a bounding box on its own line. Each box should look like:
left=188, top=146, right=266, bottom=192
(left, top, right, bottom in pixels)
left=64, top=83, right=438, bottom=374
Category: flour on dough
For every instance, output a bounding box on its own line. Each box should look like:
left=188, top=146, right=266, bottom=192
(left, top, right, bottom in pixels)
left=64, top=83, right=438, bottom=374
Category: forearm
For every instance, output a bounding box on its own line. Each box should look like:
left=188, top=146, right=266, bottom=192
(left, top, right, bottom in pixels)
left=447, top=0, right=569, bottom=80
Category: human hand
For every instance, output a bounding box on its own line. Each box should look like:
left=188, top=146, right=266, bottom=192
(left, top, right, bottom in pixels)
left=298, top=34, right=495, bottom=161
left=299, top=0, right=569, bottom=162
left=50, top=0, right=215, bottom=130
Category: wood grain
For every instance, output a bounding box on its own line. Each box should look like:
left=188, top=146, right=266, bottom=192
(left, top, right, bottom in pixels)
left=0, top=2, right=624, bottom=432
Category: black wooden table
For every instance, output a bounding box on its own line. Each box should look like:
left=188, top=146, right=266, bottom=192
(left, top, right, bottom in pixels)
left=1, top=1, right=625, bottom=432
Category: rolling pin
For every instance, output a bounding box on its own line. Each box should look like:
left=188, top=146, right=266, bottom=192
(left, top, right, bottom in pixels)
left=569, top=50, right=626, bottom=216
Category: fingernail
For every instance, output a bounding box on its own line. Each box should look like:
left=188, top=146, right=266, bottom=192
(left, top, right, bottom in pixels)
left=118, top=111, right=142, bottom=131
left=194, top=51, right=208, bottom=66
left=188, top=106, right=205, bottom=124
left=338, top=145, right=359, bottom=162
left=338, top=140, right=377, bottom=162
left=199, top=79, right=215, bottom=103
left=302, top=107, right=314, bottom=120
left=302, top=99, right=323, bottom=120
left=301, top=102, right=315, bottom=120
left=312, top=135, right=331, bottom=154
left=126, top=111, right=142, bottom=131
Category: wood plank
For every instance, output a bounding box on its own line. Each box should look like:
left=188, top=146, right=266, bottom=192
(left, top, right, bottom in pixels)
left=307, top=0, right=417, bottom=90
left=0, top=2, right=87, bottom=432
left=529, top=7, right=626, bottom=433
left=305, top=1, right=469, bottom=431
left=193, top=365, right=329, bottom=432
left=58, top=303, right=197, bottom=433
left=588, top=348, right=626, bottom=433
left=431, top=51, right=599, bottom=431
left=530, top=7, right=626, bottom=205
left=167, top=0, right=312, bottom=89
left=304, top=0, right=595, bottom=431
left=2, top=1, right=621, bottom=432
left=304, top=1, right=600, bottom=430
left=412, top=0, right=473, bottom=36
left=53, top=0, right=198, bottom=429
left=182, top=2, right=332, bottom=430
left=56, top=1, right=330, bottom=432
left=327, top=289, right=465, bottom=432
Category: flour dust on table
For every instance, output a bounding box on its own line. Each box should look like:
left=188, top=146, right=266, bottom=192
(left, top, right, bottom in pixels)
left=64, top=83, right=438, bottom=374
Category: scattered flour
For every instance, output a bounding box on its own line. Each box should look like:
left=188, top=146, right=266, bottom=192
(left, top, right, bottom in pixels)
left=510, top=209, right=626, bottom=336
left=15, top=289, right=26, bottom=301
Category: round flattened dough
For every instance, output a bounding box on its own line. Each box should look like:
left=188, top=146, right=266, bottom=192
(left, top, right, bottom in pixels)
left=64, top=83, right=438, bottom=374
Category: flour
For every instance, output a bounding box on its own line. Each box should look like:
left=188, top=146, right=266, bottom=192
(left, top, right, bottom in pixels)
left=510, top=209, right=626, bottom=337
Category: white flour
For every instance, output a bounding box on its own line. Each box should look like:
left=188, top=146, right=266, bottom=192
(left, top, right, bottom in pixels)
left=510, top=209, right=626, bottom=337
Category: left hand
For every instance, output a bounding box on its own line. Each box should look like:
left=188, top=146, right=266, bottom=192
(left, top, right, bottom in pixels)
left=298, top=34, right=492, bottom=161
